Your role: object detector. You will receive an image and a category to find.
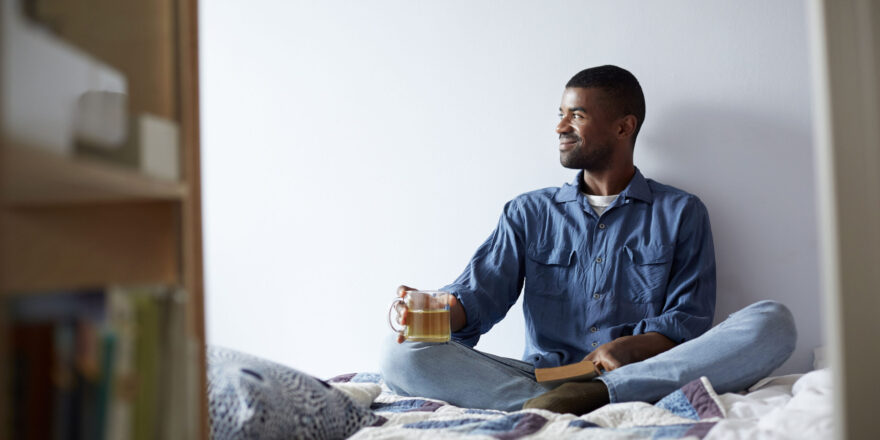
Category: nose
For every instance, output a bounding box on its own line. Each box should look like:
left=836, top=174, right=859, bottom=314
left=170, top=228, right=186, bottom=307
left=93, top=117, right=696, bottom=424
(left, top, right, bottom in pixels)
left=556, top=116, right=570, bottom=134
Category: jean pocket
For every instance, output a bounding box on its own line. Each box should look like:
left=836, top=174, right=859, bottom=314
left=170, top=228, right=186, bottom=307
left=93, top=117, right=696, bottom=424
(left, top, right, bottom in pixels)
left=622, top=244, right=673, bottom=302
left=526, top=244, right=576, bottom=297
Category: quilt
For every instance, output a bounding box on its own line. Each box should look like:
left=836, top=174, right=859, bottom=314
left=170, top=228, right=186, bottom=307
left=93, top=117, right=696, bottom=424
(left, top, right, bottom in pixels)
left=329, top=369, right=833, bottom=439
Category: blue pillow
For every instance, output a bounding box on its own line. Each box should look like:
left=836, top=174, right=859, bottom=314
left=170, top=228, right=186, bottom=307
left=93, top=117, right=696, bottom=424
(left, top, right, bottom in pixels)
left=207, top=346, right=378, bottom=439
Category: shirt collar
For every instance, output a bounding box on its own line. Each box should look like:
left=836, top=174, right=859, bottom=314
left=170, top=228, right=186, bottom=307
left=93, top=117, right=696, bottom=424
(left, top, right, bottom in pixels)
left=553, top=168, right=654, bottom=204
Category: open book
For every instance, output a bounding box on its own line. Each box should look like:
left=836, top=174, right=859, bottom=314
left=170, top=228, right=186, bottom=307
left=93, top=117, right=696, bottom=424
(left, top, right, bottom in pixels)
left=534, top=360, right=600, bottom=385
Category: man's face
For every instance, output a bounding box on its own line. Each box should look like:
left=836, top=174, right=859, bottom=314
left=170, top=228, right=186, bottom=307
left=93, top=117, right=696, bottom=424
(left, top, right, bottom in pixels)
left=556, top=87, right=619, bottom=172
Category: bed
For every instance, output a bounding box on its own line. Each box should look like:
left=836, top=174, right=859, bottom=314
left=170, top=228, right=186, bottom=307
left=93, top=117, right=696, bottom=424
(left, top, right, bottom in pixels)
left=207, top=347, right=833, bottom=439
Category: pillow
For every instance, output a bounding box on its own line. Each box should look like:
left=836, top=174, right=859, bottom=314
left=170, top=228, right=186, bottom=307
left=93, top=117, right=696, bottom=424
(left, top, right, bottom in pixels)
left=207, top=346, right=378, bottom=440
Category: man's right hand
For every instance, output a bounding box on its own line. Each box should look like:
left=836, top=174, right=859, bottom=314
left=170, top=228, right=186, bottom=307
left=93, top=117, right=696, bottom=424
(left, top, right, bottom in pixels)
left=393, top=285, right=414, bottom=344
left=393, top=284, right=468, bottom=344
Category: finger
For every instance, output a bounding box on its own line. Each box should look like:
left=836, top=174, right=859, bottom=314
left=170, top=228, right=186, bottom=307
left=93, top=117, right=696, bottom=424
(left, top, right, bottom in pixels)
left=597, top=353, right=621, bottom=372
left=605, top=357, right=622, bottom=371
left=397, top=285, right=416, bottom=297
left=397, top=331, right=406, bottom=344
left=590, top=349, right=611, bottom=372
left=394, top=301, right=407, bottom=318
left=401, top=308, right=409, bottom=326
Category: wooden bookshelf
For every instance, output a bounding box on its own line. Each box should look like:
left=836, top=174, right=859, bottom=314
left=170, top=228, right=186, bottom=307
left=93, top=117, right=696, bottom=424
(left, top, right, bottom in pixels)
left=0, top=0, right=207, bottom=438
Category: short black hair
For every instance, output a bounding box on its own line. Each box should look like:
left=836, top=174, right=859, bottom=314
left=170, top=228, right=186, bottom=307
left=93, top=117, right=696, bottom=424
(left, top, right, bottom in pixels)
left=566, top=65, right=646, bottom=143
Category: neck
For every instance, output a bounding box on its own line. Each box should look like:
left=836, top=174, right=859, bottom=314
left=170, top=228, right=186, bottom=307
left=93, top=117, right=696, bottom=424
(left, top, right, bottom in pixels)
left=581, top=164, right=636, bottom=196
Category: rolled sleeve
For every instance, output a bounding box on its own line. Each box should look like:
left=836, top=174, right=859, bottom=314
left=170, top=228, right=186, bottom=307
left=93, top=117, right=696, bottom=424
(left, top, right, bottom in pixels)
left=442, top=200, right=526, bottom=347
left=633, top=197, right=716, bottom=343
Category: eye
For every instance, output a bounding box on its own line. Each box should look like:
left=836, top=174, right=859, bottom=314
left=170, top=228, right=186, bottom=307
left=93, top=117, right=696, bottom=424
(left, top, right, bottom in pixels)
left=572, top=113, right=584, bottom=119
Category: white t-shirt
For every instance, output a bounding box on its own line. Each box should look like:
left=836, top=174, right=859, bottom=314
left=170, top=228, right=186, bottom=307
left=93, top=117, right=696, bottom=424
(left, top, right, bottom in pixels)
left=583, top=193, right=619, bottom=216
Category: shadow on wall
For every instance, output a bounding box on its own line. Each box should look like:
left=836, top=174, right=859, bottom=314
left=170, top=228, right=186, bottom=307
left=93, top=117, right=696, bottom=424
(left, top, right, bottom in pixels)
left=640, top=102, right=820, bottom=373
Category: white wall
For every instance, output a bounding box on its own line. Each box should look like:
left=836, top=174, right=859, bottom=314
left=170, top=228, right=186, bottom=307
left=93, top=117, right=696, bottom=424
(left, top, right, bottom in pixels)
left=201, top=0, right=819, bottom=378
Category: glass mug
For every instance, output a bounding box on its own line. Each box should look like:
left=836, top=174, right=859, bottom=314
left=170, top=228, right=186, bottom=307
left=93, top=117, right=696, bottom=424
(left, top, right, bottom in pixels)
left=388, top=290, right=451, bottom=343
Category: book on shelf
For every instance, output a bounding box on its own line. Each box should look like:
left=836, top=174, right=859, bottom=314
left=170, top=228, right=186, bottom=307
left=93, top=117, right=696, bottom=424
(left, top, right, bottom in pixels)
left=11, top=321, right=54, bottom=440
left=534, top=359, right=600, bottom=386
left=6, top=285, right=196, bottom=440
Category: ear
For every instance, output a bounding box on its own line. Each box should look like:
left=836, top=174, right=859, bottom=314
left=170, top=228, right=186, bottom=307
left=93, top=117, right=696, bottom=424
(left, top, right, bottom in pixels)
left=616, top=115, right=638, bottom=140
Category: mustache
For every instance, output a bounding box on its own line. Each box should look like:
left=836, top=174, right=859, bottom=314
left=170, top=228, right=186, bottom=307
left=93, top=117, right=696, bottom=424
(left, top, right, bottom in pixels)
left=559, top=133, right=580, bottom=142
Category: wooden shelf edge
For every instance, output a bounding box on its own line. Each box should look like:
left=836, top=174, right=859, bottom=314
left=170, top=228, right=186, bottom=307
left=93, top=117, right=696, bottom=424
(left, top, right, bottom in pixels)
left=1, top=143, right=188, bottom=205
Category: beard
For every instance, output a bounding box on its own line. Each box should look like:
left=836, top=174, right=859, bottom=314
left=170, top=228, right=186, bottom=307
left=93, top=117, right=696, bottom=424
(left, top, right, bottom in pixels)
left=559, top=134, right=614, bottom=172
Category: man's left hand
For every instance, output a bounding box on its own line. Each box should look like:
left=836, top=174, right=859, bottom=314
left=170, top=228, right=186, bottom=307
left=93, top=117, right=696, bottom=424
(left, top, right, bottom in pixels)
left=584, top=332, right=677, bottom=372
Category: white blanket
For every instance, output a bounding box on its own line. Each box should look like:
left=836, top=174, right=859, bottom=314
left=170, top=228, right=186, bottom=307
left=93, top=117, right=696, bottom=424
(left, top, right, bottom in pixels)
left=707, top=369, right=833, bottom=439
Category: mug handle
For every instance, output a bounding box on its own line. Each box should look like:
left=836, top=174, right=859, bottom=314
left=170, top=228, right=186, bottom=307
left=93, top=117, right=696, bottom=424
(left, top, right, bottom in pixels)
left=388, top=298, right=406, bottom=333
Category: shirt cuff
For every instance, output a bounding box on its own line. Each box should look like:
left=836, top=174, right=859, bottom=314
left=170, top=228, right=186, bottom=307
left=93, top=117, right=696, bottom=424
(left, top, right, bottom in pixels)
left=442, top=283, right=481, bottom=347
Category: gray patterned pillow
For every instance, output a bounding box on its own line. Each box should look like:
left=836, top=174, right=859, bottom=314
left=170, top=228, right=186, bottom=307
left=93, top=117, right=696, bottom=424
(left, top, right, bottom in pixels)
left=207, top=346, right=378, bottom=440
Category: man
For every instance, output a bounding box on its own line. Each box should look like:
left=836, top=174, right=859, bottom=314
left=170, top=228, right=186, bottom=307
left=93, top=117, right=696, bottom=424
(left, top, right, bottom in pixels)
left=380, top=65, right=796, bottom=414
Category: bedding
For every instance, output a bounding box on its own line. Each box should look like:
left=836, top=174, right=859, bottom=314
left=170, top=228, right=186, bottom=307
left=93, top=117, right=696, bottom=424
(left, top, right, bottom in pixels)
left=205, top=347, right=832, bottom=439
left=330, top=369, right=833, bottom=439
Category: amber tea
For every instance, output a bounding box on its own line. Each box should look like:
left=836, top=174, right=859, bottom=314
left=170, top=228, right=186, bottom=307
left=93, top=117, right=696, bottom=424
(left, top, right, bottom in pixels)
left=389, top=290, right=452, bottom=343
left=404, top=309, right=451, bottom=342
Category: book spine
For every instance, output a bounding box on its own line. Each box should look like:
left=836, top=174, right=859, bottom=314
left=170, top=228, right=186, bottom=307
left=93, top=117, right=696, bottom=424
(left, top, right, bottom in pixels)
left=95, top=331, right=117, bottom=440
left=132, top=289, right=160, bottom=440
left=106, top=287, right=135, bottom=440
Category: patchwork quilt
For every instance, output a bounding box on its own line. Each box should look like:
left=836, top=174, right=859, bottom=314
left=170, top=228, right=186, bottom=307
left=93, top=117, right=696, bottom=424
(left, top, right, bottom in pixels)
left=330, top=373, right=729, bottom=439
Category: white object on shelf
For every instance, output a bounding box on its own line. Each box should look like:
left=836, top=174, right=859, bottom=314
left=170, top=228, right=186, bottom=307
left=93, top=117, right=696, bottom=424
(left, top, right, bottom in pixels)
left=137, top=114, right=180, bottom=181
left=74, top=91, right=128, bottom=149
left=1, top=0, right=127, bottom=154
left=77, top=113, right=180, bottom=181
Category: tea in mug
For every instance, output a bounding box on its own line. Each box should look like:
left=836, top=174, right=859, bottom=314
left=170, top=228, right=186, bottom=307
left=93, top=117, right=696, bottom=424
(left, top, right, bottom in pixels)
left=404, top=309, right=451, bottom=342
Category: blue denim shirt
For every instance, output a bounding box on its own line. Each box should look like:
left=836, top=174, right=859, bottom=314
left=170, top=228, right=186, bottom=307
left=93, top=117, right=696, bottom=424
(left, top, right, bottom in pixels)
left=443, top=169, right=716, bottom=368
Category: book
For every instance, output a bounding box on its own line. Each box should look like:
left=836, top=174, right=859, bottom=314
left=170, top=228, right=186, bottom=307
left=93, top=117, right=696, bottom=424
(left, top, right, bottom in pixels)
left=132, top=289, right=160, bottom=440
left=158, top=287, right=190, bottom=440
left=534, top=360, right=600, bottom=385
left=11, top=322, right=54, bottom=440
left=106, top=287, right=136, bottom=440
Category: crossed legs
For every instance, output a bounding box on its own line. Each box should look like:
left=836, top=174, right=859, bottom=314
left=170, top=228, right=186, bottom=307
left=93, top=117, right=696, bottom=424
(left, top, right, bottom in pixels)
left=380, top=300, right=797, bottom=413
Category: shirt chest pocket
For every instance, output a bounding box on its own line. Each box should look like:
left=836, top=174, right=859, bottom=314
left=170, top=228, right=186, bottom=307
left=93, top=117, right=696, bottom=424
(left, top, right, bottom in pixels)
left=622, top=244, right=674, bottom=302
left=526, top=245, right=577, bottom=297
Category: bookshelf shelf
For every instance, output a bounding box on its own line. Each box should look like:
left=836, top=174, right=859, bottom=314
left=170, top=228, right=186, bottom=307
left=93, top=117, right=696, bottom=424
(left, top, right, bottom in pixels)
left=1, top=144, right=188, bottom=206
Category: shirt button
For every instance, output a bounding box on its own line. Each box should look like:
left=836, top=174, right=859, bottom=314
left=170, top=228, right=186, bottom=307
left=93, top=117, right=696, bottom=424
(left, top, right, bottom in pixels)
left=590, top=326, right=598, bottom=333
left=592, top=342, right=598, bottom=347
left=598, top=223, right=606, bottom=229
left=595, top=257, right=603, bottom=263
left=593, top=293, right=600, bottom=300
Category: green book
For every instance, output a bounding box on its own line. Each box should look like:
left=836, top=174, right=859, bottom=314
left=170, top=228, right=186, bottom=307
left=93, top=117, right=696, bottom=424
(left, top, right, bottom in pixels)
left=132, top=290, right=160, bottom=440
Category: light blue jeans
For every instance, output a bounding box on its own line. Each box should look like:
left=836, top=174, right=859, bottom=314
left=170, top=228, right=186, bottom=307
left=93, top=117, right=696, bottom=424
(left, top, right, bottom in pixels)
left=379, top=300, right=797, bottom=412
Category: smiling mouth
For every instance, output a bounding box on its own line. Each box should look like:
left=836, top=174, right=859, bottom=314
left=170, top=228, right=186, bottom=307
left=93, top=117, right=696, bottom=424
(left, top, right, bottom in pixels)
left=559, top=137, right=578, bottom=151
